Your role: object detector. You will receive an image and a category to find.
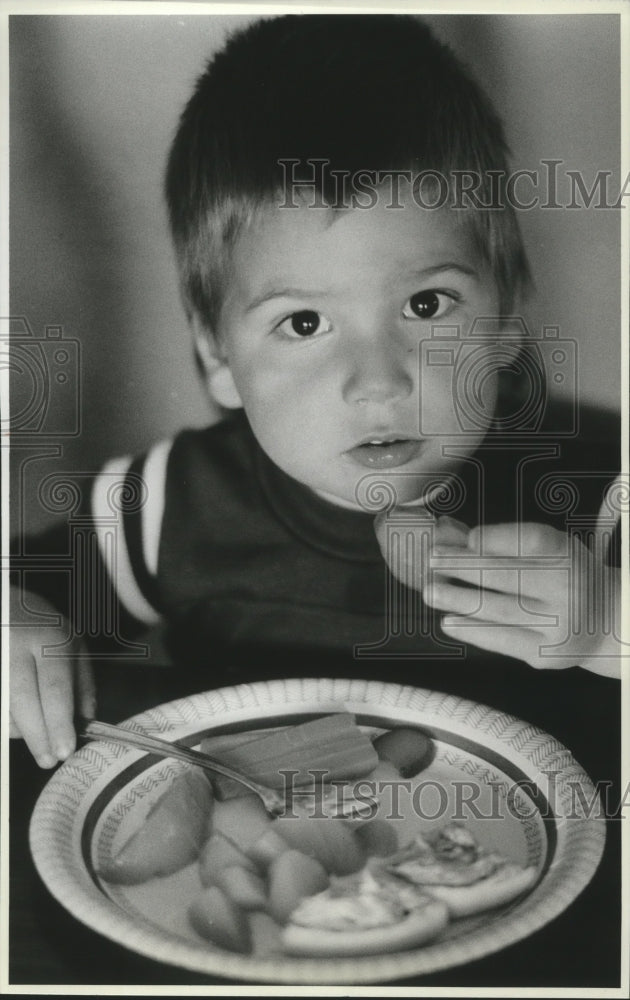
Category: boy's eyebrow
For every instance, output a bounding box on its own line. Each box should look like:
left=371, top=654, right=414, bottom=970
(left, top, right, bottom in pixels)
left=245, top=263, right=479, bottom=313
left=407, top=262, right=480, bottom=280
left=245, top=287, right=330, bottom=313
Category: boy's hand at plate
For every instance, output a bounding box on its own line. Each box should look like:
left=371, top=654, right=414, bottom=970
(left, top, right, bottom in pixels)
left=374, top=514, right=621, bottom=679
left=9, top=586, right=96, bottom=767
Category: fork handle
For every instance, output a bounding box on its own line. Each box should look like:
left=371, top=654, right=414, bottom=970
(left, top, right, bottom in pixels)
left=81, top=720, right=285, bottom=813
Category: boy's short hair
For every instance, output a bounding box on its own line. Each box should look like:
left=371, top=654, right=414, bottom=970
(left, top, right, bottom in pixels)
left=165, top=14, right=531, bottom=331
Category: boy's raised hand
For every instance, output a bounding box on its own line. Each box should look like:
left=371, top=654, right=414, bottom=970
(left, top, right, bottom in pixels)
left=374, top=515, right=622, bottom=679
left=10, top=587, right=96, bottom=767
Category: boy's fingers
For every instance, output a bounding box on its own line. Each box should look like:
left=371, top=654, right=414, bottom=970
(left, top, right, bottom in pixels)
left=36, top=656, right=77, bottom=760
left=75, top=657, right=97, bottom=720
left=425, top=579, right=549, bottom=628
left=374, top=511, right=438, bottom=589
left=432, top=515, right=470, bottom=546
left=440, top=616, right=570, bottom=671
left=429, top=560, right=566, bottom=599
left=468, top=522, right=568, bottom=557
left=375, top=512, right=466, bottom=546
left=439, top=523, right=572, bottom=599
left=430, top=557, right=518, bottom=595
left=10, top=659, right=57, bottom=767
left=374, top=528, right=428, bottom=586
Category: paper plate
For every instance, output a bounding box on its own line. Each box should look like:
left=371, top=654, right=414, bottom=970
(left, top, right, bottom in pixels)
left=30, top=678, right=606, bottom=985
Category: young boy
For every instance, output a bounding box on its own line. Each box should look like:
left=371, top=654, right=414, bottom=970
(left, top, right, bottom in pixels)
left=10, top=14, right=621, bottom=775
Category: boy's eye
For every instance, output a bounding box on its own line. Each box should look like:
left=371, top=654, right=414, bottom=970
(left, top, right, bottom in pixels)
left=277, top=310, right=333, bottom=339
left=403, top=291, right=455, bottom=320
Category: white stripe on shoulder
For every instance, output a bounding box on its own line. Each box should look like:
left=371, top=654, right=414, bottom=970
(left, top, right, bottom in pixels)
left=90, top=456, right=161, bottom=625
left=141, top=438, right=173, bottom=576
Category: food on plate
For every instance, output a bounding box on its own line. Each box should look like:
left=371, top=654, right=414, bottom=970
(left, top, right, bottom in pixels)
left=380, top=821, right=538, bottom=918
left=354, top=818, right=399, bottom=857
left=272, top=800, right=366, bottom=875
left=190, top=815, right=537, bottom=957
left=213, top=865, right=268, bottom=911
left=200, top=713, right=379, bottom=799
left=104, top=713, right=501, bottom=961
left=280, top=867, right=449, bottom=956
left=99, top=717, right=436, bottom=890
left=189, top=885, right=252, bottom=953
left=209, top=793, right=272, bottom=853
left=372, top=726, right=434, bottom=777
left=279, top=822, right=537, bottom=955
left=328, top=726, right=435, bottom=825
left=267, top=849, right=329, bottom=923
left=424, top=862, right=539, bottom=918
left=98, top=768, right=213, bottom=884
left=247, top=826, right=291, bottom=867
left=199, top=832, right=258, bottom=885
left=385, top=822, right=502, bottom=885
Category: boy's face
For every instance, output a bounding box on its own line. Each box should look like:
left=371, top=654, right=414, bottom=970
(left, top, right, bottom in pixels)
left=214, top=197, right=500, bottom=510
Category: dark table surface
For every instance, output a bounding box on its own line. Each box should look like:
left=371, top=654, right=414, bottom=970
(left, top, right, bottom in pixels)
left=8, top=660, right=623, bottom=990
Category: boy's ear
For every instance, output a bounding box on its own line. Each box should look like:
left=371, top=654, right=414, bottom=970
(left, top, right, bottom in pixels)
left=193, top=324, right=243, bottom=410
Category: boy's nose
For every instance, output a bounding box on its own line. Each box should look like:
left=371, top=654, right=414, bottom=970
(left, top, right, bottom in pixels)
left=342, top=334, right=415, bottom=406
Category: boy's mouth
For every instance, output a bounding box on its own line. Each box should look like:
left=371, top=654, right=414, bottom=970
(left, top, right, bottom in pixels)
left=346, top=435, right=425, bottom=469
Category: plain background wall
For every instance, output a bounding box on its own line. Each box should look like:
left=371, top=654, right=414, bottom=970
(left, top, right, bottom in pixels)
left=10, top=12, right=622, bottom=534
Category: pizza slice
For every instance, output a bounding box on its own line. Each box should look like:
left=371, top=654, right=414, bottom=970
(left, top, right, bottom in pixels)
left=381, top=821, right=538, bottom=918
left=280, top=866, right=449, bottom=956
